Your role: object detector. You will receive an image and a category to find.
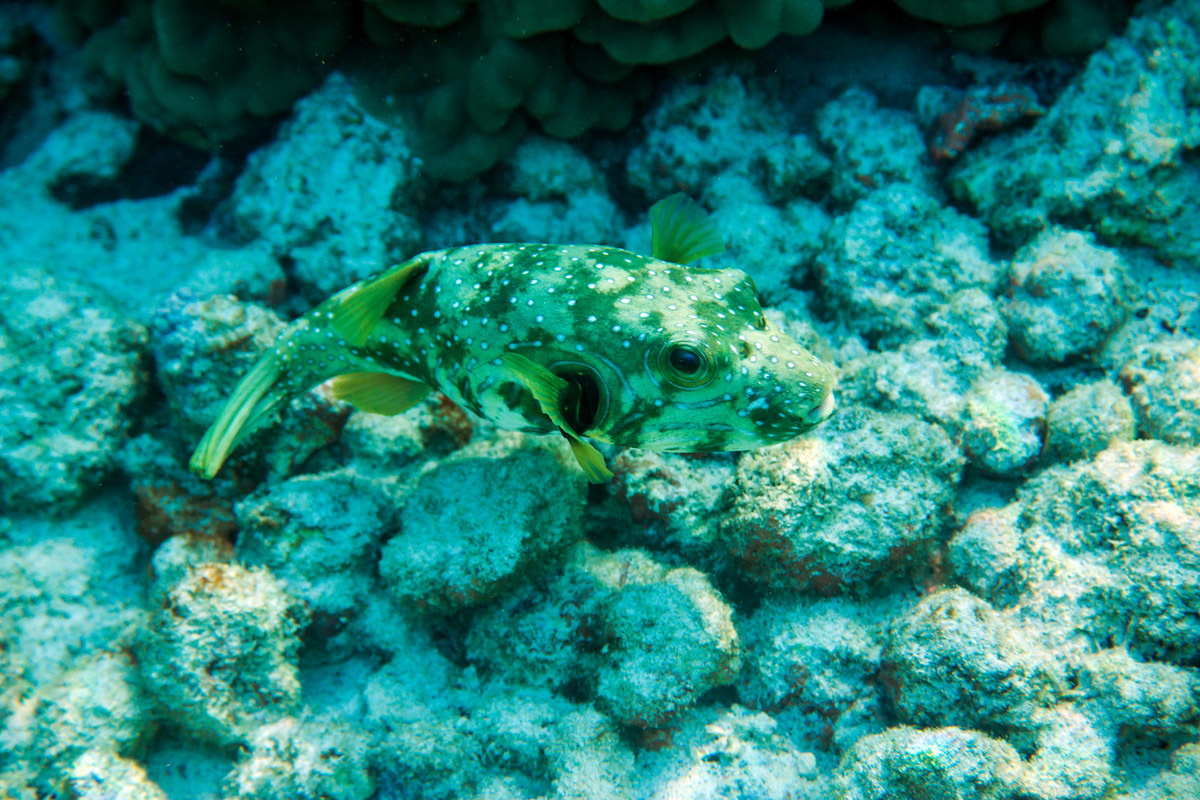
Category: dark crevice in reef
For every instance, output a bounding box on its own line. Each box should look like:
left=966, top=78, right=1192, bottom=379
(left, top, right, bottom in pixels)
left=48, top=126, right=267, bottom=221
left=49, top=127, right=207, bottom=209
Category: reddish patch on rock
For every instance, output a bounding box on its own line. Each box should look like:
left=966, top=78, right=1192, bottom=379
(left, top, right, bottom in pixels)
left=134, top=481, right=237, bottom=547
left=734, top=514, right=845, bottom=595
left=930, top=84, right=1044, bottom=162
left=759, top=663, right=811, bottom=714
left=264, top=388, right=353, bottom=476
left=612, top=452, right=683, bottom=525
left=637, top=726, right=676, bottom=751
left=423, top=394, right=473, bottom=449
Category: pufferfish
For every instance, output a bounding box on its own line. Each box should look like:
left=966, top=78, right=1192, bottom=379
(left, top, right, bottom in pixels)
left=191, top=194, right=835, bottom=482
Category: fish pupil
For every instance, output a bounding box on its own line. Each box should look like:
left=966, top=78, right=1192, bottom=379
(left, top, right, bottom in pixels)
left=669, top=346, right=702, bottom=374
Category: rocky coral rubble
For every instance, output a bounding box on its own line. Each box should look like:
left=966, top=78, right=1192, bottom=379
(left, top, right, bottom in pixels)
left=0, top=495, right=150, bottom=795
left=1043, top=379, right=1136, bottom=463
left=1119, top=338, right=1200, bottom=448
left=951, top=0, right=1200, bottom=263
left=635, top=705, right=819, bottom=799
left=954, top=440, right=1200, bottom=665
left=233, top=468, right=401, bottom=655
left=719, top=405, right=963, bottom=594
left=468, top=544, right=742, bottom=729
left=379, top=437, right=586, bottom=613
left=627, top=68, right=831, bottom=303
left=138, top=556, right=309, bottom=746
left=0, top=266, right=148, bottom=512
left=146, top=289, right=351, bottom=481
left=224, top=73, right=423, bottom=303
left=222, top=717, right=375, bottom=800
left=1003, top=228, right=1131, bottom=364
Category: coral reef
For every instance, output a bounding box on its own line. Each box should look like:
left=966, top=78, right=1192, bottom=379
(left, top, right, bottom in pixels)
left=2, top=0, right=1198, bottom=797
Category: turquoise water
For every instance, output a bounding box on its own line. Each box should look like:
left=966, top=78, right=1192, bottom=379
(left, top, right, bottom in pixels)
left=2, top=2, right=1198, bottom=798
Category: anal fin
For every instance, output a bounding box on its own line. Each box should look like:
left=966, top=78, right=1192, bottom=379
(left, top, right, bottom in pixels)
left=329, top=372, right=430, bottom=416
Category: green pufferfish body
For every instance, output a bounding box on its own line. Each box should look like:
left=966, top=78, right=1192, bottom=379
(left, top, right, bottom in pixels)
left=191, top=195, right=836, bottom=482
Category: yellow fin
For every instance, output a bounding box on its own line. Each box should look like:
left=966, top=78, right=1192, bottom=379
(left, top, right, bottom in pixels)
left=191, top=354, right=283, bottom=479
left=568, top=437, right=614, bottom=483
left=326, top=254, right=430, bottom=347
left=649, top=193, right=725, bottom=264
left=329, top=372, right=430, bottom=416
left=501, top=352, right=613, bottom=483
left=502, top=352, right=570, bottom=427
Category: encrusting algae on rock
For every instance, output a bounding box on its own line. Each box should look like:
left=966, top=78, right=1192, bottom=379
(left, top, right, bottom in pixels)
left=190, top=194, right=835, bottom=482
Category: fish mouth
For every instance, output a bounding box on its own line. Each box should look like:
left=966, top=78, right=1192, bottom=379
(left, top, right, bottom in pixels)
left=804, top=389, right=837, bottom=426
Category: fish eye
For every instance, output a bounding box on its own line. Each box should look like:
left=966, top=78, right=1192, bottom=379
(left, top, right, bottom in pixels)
left=752, top=314, right=769, bottom=331
left=654, top=339, right=719, bottom=390
left=668, top=346, right=702, bottom=375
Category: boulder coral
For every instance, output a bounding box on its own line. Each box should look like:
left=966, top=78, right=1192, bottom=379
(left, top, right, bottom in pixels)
left=53, top=0, right=351, bottom=145
left=138, top=562, right=309, bottom=746
left=0, top=266, right=148, bottom=513
left=719, top=405, right=964, bottom=594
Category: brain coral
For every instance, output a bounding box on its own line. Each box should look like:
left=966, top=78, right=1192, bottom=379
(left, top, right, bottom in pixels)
left=55, top=0, right=1119, bottom=180
left=54, top=0, right=351, bottom=145
left=55, top=0, right=828, bottom=179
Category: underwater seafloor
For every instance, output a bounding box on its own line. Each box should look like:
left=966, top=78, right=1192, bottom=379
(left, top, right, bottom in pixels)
left=3, top=1, right=1200, bottom=798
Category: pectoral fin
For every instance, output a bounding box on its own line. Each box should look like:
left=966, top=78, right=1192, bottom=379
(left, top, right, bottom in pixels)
left=326, top=254, right=431, bottom=347
left=649, top=193, right=725, bottom=264
left=501, top=352, right=614, bottom=483
left=566, top=437, right=615, bottom=483
left=329, top=372, right=430, bottom=415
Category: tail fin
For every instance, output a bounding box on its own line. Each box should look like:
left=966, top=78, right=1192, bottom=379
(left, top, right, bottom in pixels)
left=190, top=253, right=433, bottom=479
left=189, top=354, right=284, bottom=479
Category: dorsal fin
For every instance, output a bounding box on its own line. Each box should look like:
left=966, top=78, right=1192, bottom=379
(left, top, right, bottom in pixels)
left=501, top=352, right=613, bottom=483
left=649, top=193, right=725, bottom=264
left=326, top=254, right=431, bottom=347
